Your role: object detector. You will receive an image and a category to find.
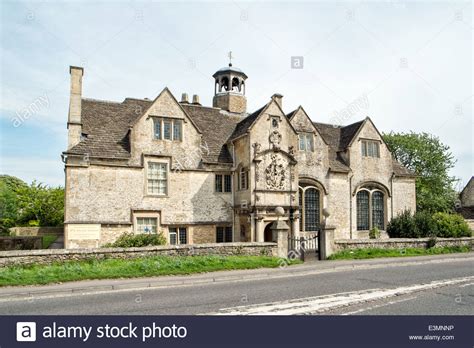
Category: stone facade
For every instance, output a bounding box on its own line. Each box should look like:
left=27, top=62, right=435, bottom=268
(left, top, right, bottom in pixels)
left=63, top=63, right=416, bottom=249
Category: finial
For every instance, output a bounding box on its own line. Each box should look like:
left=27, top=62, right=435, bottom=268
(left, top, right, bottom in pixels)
left=228, top=51, right=233, bottom=67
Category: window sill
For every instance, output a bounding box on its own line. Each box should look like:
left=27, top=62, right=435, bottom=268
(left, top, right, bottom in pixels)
left=145, top=194, right=169, bottom=198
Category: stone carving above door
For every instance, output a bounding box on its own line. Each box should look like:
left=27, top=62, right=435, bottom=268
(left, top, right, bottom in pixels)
left=269, top=130, right=282, bottom=150
left=265, top=154, right=287, bottom=190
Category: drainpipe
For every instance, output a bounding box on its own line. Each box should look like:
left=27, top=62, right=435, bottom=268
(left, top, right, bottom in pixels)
left=390, top=172, right=394, bottom=220
left=232, top=144, right=236, bottom=241
left=349, top=173, right=353, bottom=239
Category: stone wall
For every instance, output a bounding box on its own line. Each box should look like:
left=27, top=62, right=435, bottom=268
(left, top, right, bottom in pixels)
left=0, top=242, right=277, bottom=267
left=334, top=237, right=474, bottom=252
left=0, top=236, right=42, bottom=251
left=9, top=227, right=63, bottom=237
left=213, top=94, right=247, bottom=113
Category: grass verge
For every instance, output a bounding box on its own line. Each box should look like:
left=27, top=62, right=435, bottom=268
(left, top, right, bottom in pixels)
left=0, top=255, right=301, bottom=287
left=328, top=245, right=471, bottom=260
left=41, top=235, right=58, bottom=249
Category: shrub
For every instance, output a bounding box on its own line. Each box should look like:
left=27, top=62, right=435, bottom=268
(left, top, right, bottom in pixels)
left=387, top=210, right=416, bottom=238
left=369, top=227, right=380, bottom=239
left=104, top=232, right=167, bottom=248
left=387, top=210, right=471, bottom=238
left=432, top=212, right=471, bottom=238
left=413, top=210, right=438, bottom=238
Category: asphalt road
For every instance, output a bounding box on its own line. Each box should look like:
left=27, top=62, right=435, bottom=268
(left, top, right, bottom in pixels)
left=1, top=255, right=473, bottom=315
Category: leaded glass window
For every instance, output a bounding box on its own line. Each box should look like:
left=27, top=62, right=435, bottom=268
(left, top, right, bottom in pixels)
left=137, top=217, right=157, bottom=234
left=298, top=133, right=314, bottom=151
left=216, top=174, right=232, bottom=193
left=356, top=191, right=369, bottom=230
left=154, top=119, right=161, bottom=139
left=298, top=188, right=303, bottom=231
left=154, top=118, right=183, bottom=141
left=361, top=140, right=380, bottom=158
left=169, top=228, right=177, bottom=245
left=173, top=119, right=182, bottom=141
left=147, top=162, right=167, bottom=195
left=304, top=188, right=320, bottom=231
left=169, top=227, right=186, bottom=244
left=170, top=227, right=187, bottom=244
left=178, top=227, right=187, bottom=244
left=372, top=191, right=384, bottom=229
left=224, top=175, right=232, bottom=192
left=163, top=120, right=172, bottom=140
left=215, top=174, right=223, bottom=192
left=216, top=226, right=233, bottom=243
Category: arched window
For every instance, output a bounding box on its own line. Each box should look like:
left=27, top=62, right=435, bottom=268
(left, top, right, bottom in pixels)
left=372, top=191, right=384, bottom=230
left=356, top=188, right=385, bottom=230
left=298, top=185, right=321, bottom=232
left=356, top=191, right=369, bottom=230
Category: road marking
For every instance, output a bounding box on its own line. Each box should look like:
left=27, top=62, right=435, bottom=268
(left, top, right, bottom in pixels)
left=458, top=282, right=474, bottom=288
left=341, top=296, right=418, bottom=315
left=206, top=276, right=474, bottom=315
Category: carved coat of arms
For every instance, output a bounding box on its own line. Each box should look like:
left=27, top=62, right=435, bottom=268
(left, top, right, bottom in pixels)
left=265, top=154, right=286, bottom=190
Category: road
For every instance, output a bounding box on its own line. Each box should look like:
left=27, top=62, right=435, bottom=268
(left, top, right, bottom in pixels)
left=0, top=254, right=473, bottom=315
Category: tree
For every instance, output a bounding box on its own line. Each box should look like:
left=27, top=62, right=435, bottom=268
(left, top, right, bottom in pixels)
left=15, top=181, right=64, bottom=227
left=0, top=175, right=28, bottom=233
left=0, top=175, right=64, bottom=231
left=383, top=132, right=457, bottom=213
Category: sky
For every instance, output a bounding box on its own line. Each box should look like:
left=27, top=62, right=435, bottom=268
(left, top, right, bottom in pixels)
left=0, top=0, right=472, bottom=190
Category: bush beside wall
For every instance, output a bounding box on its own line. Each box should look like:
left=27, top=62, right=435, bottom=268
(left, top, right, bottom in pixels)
left=387, top=210, right=472, bottom=238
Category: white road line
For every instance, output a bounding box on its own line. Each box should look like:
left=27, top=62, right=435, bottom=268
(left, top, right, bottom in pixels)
left=206, top=276, right=474, bottom=315
left=341, top=296, right=418, bottom=315
left=458, top=282, right=474, bottom=288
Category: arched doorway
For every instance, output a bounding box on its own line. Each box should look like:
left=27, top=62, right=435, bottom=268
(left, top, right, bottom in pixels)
left=264, top=223, right=274, bottom=242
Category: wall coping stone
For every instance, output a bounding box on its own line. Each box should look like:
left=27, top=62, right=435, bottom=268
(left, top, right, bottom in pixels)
left=334, top=237, right=474, bottom=244
left=0, top=242, right=277, bottom=258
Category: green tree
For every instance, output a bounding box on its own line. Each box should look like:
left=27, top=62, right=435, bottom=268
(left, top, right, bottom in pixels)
left=16, top=181, right=64, bottom=227
left=0, top=175, right=64, bottom=231
left=383, top=132, right=457, bottom=213
left=0, top=175, right=28, bottom=233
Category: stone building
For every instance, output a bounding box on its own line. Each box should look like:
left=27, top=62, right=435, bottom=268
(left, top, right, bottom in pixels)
left=457, top=177, right=474, bottom=229
left=62, top=63, right=416, bottom=249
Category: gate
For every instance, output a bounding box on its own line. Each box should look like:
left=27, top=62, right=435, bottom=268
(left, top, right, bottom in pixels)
left=288, top=232, right=319, bottom=261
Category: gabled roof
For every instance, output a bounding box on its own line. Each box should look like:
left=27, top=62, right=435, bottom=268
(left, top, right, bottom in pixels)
left=181, top=104, right=242, bottom=163
left=67, top=98, right=147, bottom=159
left=460, top=176, right=474, bottom=198
left=229, top=104, right=267, bottom=140
left=65, top=97, right=244, bottom=163
left=313, top=120, right=364, bottom=151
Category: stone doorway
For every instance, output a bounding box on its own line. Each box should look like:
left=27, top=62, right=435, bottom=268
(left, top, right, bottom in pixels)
left=264, top=222, right=274, bottom=242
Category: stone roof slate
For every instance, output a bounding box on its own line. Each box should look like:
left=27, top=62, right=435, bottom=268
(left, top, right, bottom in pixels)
left=65, top=97, right=414, bottom=176
left=181, top=104, right=243, bottom=163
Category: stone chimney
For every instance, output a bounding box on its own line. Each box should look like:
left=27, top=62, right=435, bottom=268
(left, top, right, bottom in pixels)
left=272, top=93, right=283, bottom=109
left=181, top=93, right=189, bottom=104
left=192, top=94, right=201, bottom=105
left=67, top=66, right=83, bottom=149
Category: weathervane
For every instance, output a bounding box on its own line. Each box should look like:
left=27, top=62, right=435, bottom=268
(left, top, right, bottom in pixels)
left=228, top=51, right=233, bottom=67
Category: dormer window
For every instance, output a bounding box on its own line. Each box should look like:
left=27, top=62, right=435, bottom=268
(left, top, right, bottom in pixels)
left=153, top=117, right=183, bottom=141
left=298, top=133, right=314, bottom=152
left=361, top=140, right=380, bottom=158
